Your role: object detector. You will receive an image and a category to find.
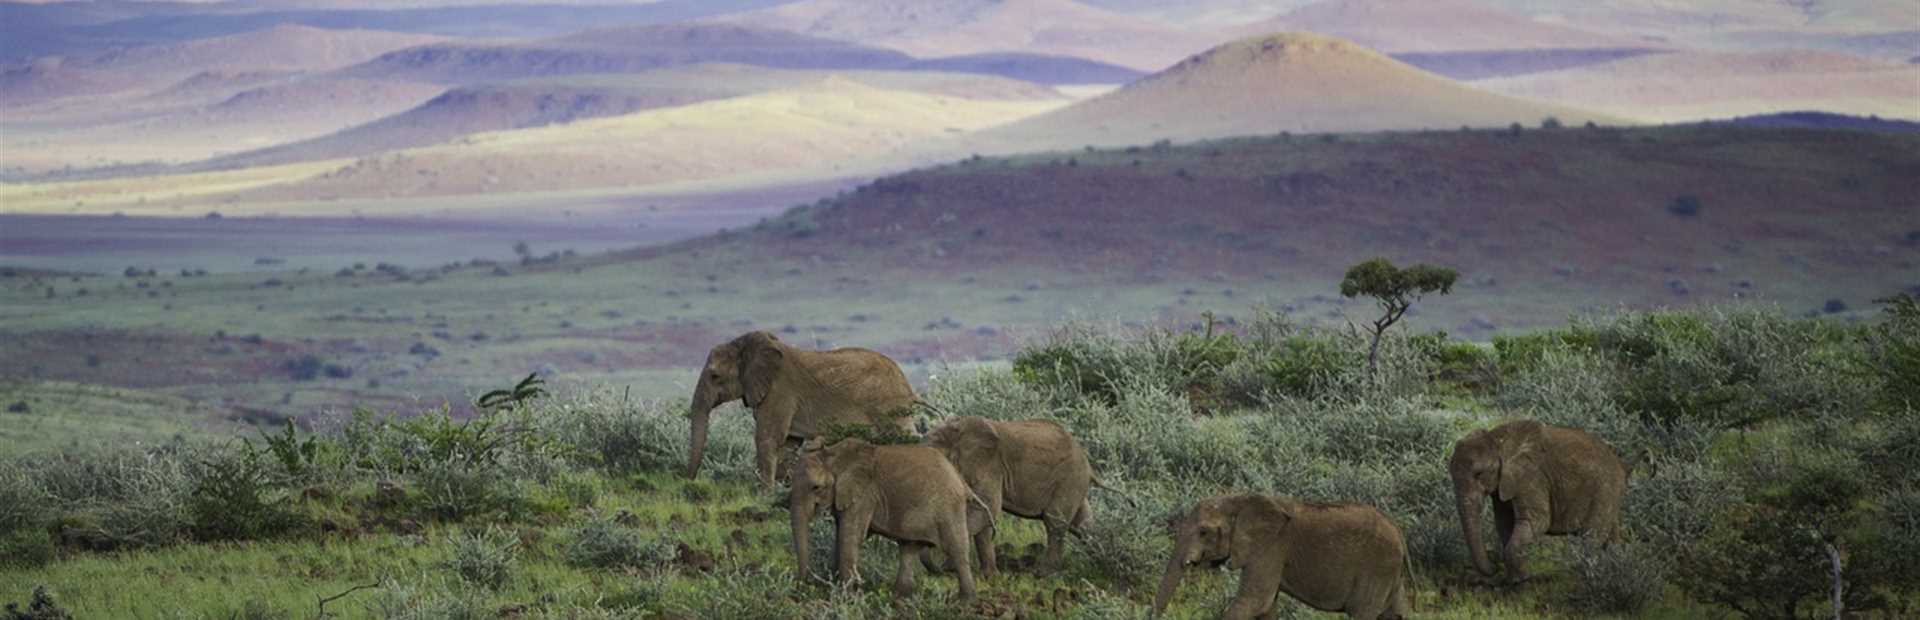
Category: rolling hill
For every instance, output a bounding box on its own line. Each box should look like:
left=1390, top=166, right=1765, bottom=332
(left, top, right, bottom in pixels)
left=207, top=79, right=1068, bottom=203
left=0, top=24, right=444, bottom=106
left=336, top=23, right=915, bottom=85
left=711, top=0, right=1226, bottom=72
left=209, top=65, right=1067, bottom=169
left=1476, top=50, right=1920, bottom=122
left=970, top=32, right=1617, bottom=151
left=1236, top=0, right=1649, bottom=53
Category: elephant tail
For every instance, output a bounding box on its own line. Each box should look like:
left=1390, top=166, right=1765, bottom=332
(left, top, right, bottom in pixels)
left=1090, top=476, right=1140, bottom=508
left=911, top=398, right=947, bottom=416
left=1401, top=547, right=1419, bottom=614
left=965, top=488, right=996, bottom=529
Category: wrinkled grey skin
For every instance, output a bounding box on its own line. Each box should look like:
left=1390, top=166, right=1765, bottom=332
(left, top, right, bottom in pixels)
left=789, top=438, right=978, bottom=601
left=1154, top=495, right=1413, bottom=620
left=686, top=331, right=917, bottom=488
left=1450, top=419, right=1629, bottom=583
left=925, top=416, right=1094, bottom=576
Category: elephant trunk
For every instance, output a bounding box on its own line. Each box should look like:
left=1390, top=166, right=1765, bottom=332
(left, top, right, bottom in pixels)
left=1457, top=478, right=1494, bottom=576
left=685, top=380, right=714, bottom=479
left=790, top=489, right=816, bottom=583
left=1151, top=528, right=1193, bottom=616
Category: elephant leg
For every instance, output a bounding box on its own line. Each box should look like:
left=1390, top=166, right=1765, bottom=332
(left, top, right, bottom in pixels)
left=773, top=436, right=803, bottom=484
left=939, top=517, right=977, bottom=602
left=835, top=510, right=872, bottom=586
left=1503, top=519, right=1538, bottom=584
left=974, top=522, right=997, bottom=578
left=1492, top=500, right=1516, bottom=557
left=1038, top=516, right=1066, bottom=576
left=1224, top=567, right=1283, bottom=620
left=752, top=410, right=794, bottom=490
left=921, top=546, right=947, bottom=574
left=894, top=543, right=922, bottom=596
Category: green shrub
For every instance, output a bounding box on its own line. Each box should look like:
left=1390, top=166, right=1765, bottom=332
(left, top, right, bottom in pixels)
left=2, top=586, right=72, bottom=620
left=0, top=466, right=47, bottom=540
left=1256, top=335, right=1363, bottom=401
left=1067, top=488, right=1187, bottom=589
left=662, top=566, right=811, bottom=618
left=1869, top=294, right=1920, bottom=408
left=1427, top=339, right=1498, bottom=392
left=1563, top=536, right=1667, bottom=614
left=412, top=455, right=522, bottom=522
left=361, top=577, right=494, bottom=620
left=532, top=393, right=756, bottom=480
left=1011, top=319, right=1245, bottom=411
left=563, top=519, right=673, bottom=570
left=444, top=526, right=518, bottom=591
left=186, top=444, right=301, bottom=542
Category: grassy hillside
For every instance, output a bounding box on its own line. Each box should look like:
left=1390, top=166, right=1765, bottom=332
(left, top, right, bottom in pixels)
left=2, top=303, right=1916, bottom=617
left=2, top=124, right=1916, bottom=427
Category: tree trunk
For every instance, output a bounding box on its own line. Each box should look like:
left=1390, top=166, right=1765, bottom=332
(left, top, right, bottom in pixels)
left=1824, top=538, right=1844, bottom=620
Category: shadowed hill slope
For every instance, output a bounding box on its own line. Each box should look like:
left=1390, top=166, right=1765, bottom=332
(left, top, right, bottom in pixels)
left=336, top=23, right=914, bottom=85
left=630, top=125, right=1920, bottom=333
left=1, top=24, right=444, bottom=105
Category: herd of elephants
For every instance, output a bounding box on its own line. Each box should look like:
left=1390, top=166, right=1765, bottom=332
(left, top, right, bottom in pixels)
left=684, top=331, right=1631, bottom=619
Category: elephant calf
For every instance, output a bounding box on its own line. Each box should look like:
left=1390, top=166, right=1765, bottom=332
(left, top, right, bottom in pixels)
left=790, top=438, right=978, bottom=601
left=1154, top=495, right=1412, bottom=620
left=1450, top=419, right=1628, bottom=583
left=926, top=416, right=1095, bottom=576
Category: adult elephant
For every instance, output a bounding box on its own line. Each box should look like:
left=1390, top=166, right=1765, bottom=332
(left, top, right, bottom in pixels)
left=924, top=416, right=1096, bottom=576
left=685, top=330, right=919, bottom=488
left=1450, top=419, right=1629, bottom=583
left=1153, top=494, right=1413, bottom=619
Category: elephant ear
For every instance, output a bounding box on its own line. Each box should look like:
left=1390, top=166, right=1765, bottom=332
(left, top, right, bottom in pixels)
left=1496, top=421, right=1548, bottom=502
left=1227, top=496, right=1290, bottom=570
left=953, top=418, right=1001, bottom=471
left=828, top=440, right=876, bottom=512
left=740, top=331, right=784, bottom=407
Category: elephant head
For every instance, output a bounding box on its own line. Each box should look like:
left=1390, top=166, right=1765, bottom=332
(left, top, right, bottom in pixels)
left=924, top=416, right=1000, bottom=478
left=789, top=437, right=874, bottom=581
left=1152, top=495, right=1291, bottom=616
left=686, top=331, right=784, bottom=479
left=1450, top=420, right=1545, bottom=575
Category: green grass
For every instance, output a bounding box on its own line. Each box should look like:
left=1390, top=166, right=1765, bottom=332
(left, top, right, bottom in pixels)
left=0, top=470, right=1707, bottom=619
left=0, top=381, right=221, bottom=456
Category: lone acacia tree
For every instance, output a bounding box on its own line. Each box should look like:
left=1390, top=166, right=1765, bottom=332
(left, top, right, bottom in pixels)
left=1340, top=258, right=1459, bottom=373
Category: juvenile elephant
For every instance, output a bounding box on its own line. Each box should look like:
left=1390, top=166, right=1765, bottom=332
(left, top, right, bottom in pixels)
left=1154, top=495, right=1413, bottom=620
left=790, top=437, right=978, bottom=601
left=1450, top=419, right=1628, bottom=583
left=686, top=331, right=919, bottom=488
left=925, top=416, right=1094, bottom=576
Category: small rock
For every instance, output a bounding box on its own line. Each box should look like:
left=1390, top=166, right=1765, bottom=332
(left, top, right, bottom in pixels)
left=1667, top=279, right=1690, bottom=296
left=5, top=401, right=27, bottom=414
left=1823, top=299, right=1847, bottom=314
left=675, top=542, right=716, bottom=573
